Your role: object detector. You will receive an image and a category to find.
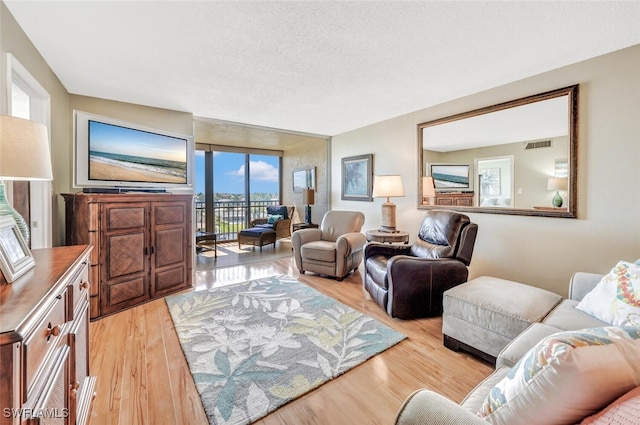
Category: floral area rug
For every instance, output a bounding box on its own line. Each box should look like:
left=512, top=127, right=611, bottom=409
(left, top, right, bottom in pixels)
left=165, top=274, right=406, bottom=425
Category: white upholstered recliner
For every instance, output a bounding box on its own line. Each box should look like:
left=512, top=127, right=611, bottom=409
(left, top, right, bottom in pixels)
left=291, top=211, right=366, bottom=281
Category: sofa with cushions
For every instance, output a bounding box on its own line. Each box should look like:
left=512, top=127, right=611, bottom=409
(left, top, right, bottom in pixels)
left=395, top=260, right=640, bottom=425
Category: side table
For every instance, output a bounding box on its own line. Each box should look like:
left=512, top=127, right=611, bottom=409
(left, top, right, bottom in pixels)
left=366, top=229, right=409, bottom=244
left=293, top=222, right=319, bottom=231
left=196, top=230, right=217, bottom=257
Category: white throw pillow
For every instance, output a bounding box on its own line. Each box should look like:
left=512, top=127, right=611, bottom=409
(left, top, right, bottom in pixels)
left=478, top=326, right=640, bottom=425
left=575, top=260, right=640, bottom=326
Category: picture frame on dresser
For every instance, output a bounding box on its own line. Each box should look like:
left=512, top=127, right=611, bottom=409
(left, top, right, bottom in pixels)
left=0, top=216, right=35, bottom=283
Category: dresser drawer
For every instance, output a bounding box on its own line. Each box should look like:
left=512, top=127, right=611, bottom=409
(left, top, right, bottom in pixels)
left=68, top=259, right=91, bottom=317
left=23, top=291, right=67, bottom=396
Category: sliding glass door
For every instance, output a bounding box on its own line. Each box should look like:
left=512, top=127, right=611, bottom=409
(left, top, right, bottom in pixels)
left=195, top=149, right=281, bottom=241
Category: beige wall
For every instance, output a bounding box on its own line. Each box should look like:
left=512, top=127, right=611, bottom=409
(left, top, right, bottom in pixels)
left=331, top=44, right=640, bottom=296
left=426, top=135, right=568, bottom=208
left=282, top=140, right=329, bottom=224
left=2, top=2, right=70, bottom=245
left=2, top=3, right=194, bottom=245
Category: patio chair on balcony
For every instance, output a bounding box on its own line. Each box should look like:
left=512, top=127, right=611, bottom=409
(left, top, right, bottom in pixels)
left=250, top=205, right=295, bottom=240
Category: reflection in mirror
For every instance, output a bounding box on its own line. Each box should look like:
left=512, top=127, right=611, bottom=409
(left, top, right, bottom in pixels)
left=418, top=85, right=578, bottom=217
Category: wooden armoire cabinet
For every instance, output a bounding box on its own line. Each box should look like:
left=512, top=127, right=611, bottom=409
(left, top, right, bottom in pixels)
left=62, top=193, right=193, bottom=320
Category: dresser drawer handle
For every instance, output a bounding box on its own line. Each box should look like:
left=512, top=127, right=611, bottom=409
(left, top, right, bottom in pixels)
left=45, top=323, right=61, bottom=341
left=70, top=381, right=80, bottom=399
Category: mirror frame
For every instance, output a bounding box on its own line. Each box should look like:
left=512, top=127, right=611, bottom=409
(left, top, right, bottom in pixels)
left=418, top=84, right=578, bottom=218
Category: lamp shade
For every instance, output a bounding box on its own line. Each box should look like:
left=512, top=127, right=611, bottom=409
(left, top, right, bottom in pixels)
left=422, top=176, right=436, bottom=197
left=372, top=175, right=405, bottom=198
left=302, top=188, right=315, bottom=205
left=547, top=177, right=567, bottom=191
left=0, top=115, right=53, bottom=181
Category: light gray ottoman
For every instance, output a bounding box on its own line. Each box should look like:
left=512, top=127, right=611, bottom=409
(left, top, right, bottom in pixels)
left=442, top=276, right=562, bottom=363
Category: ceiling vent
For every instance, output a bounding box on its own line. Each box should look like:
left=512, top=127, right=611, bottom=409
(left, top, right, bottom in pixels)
left=525, top=140, right=552, bottom=150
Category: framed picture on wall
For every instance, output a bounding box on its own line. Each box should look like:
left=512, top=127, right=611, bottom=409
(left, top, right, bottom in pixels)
left=292, top=167, right=316, bottom=193
left=341, top=154, right=373, bottom=201
left=0, top=216, right=35, bottom=284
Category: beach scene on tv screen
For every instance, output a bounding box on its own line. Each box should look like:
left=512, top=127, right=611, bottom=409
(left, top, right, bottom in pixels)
left=88, top=120, right=187, bottom=184
left=432, top=165, right=469, bottom=189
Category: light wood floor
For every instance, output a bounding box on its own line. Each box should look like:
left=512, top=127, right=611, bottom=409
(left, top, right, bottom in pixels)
left=88, top=256, right=493, bottom=425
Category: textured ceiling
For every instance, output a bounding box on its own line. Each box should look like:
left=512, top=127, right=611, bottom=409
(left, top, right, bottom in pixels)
left=5, top=1, right=640, bottom=137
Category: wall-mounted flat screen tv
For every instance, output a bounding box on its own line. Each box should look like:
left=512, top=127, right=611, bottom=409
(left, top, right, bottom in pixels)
left=74, top=111, right=194, bottom=191
left=430, top=164, right=471, bottom=191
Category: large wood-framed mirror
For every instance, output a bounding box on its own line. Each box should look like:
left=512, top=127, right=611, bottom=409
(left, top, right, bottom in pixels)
left=418, top=85, right=578, bottom=218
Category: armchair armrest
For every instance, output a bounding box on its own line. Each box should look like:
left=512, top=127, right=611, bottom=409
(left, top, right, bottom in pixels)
left=250, top=217, right=268, bottom=227
left=291, top=228, right=321, bottom=247
left=364, top=242, right=412, bottom=259
left=568, top=272, right=604, bottom=301
left=336, top=232, right=367, bottom=255
left=394, top=389, right=486, bottom=425
left=291, top=228, right=322, bottom=270
left=273, top=218, right=291, bottom=227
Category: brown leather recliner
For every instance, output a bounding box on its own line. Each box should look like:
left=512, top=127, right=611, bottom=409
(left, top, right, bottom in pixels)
left=364, top=210, right=478, bottom=319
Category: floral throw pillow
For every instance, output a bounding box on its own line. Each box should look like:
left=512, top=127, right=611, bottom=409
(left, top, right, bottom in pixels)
left=478, top=326, right=640, bottom=425
left=575, top=260, right=640, bottom=326
left=267, top=214, right=283, bottom=224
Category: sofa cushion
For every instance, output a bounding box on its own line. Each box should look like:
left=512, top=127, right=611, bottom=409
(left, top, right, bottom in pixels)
left=300, top=240, right=336, bottom=262
left=496, top=323, right=561, bottom=368
left=478, top=326, right=640, bottom=425
left=542, top=299, right=609, bottom=330
left=580, top=386, right=640, bottom=424
left=575, top=260, right=640, bottom=326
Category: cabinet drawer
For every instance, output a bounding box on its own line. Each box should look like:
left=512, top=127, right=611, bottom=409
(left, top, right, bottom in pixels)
left=23, top=292, right=67, bottom=396
left=69, top=260, right=91, bottom=317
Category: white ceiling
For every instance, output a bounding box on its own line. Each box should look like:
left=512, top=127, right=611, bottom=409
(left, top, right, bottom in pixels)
left=5, top=1, right=640, bottom=138
left=423, top=95, right=569, bottom=152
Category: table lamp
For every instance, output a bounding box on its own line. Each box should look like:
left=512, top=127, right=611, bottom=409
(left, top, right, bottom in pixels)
left=422, top=176, right=436, bottom=205
left=372, top=175, right=404, bottom=233
left=302, top=188, right=315, bottom=224
left=547, top=177, right=568, bottom=208
left=0, top=115, right=53, bottom=245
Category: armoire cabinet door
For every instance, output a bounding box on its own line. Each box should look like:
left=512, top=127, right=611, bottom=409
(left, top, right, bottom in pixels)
left=151, top=201, right=189, bottom=296
left=100, top=202, right=150, bottom=315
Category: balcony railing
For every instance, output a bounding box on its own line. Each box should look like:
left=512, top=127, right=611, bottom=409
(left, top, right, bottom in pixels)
left=195, top=200, right=280, bottom=241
